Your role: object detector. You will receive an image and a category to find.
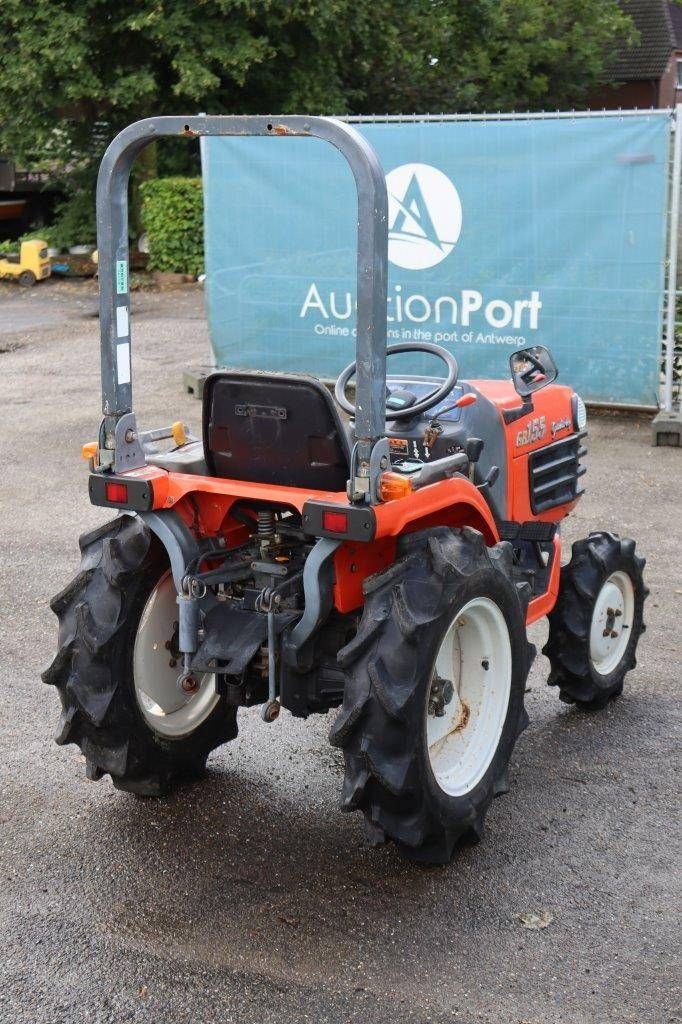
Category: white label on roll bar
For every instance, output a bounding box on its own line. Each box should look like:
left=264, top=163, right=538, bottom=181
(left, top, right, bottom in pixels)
left=116, top=342, right=131, bottom=385
left=116, top=305, right=129, bottom=338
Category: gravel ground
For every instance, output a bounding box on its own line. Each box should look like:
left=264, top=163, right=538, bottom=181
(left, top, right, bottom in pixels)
left=0, top=280, right=679, bottom=1024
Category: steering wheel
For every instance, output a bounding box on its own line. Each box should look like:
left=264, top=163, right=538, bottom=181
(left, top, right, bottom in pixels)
left=334, top=342, right=459, bottom=421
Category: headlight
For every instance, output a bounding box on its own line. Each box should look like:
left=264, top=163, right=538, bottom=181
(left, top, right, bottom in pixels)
left=572, top=394, right=587, bottom=432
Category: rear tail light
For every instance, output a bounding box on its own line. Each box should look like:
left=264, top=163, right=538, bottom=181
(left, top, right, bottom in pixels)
left=322, top=509, right=349, bottom=533
left=302, top=501, right=375, bottom=541
left=105, top=482, right=128, bottom=504
left=89, top=474, right=153, bottom=511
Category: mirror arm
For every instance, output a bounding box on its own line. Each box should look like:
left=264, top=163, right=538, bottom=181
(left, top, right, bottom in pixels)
left=502, top=397, right=534, bottom=425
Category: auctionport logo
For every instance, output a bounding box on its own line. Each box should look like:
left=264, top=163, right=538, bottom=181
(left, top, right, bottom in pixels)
left=298, top=158, right=542, bottom=344
left=386, top=162, right=462, bottom=271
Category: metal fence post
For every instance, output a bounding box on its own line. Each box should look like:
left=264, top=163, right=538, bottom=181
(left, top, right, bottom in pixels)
left=652, top=104, right=682, bottom=443
left=663, top=104, right=682, bottom=412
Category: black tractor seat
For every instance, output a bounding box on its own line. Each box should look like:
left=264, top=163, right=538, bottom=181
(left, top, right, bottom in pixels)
left=201, top=369, right=352, bottom=491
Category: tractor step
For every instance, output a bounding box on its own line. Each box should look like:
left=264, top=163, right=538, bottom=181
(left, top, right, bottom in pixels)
left=498, top=520, right=557, bottom=543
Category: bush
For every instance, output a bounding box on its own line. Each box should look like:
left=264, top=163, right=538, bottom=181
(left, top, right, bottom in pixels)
left=140, top=177, right=204, bottom=277
left=49, top=193, right=97, bottom=250
left=20, top=227, right=57, bottom=247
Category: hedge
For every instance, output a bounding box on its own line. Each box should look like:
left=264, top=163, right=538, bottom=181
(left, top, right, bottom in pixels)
left=140, top=177, right=204, bottom=277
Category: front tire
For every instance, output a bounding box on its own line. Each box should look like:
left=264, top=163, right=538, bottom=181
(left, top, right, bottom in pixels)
left=330, top=527, right=534, bottom=864
left=43, top=515, right=238, bottom=795
left=544, top=531, right=647, bottom=709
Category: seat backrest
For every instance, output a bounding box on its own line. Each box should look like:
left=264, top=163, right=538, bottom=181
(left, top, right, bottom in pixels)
left=203, top=370, right=351, bottom=490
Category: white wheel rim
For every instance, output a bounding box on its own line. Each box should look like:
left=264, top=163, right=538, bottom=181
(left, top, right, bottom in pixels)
left=426, top=597, right=512, bottom=797
left=589, top=570, right=635, bottom=676
left=133, top=571, right=219, bottom=738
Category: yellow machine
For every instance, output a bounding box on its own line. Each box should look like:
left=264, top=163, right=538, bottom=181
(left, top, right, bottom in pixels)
left=0, top=239, right=51, bottom=286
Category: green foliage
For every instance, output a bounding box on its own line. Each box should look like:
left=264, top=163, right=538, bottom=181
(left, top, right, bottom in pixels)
left=49, top=194, right=98, bottom=250
left=20, top=226, right=60, bottom=248
left=0, top=0, right=634, bottom=169
left=140, top=177, right=204, bottom=276
left=323, top=0, right=636, bottom=116
left=0, top=239, right=16, bottom=255
left=0, top=0, right=634, bottom=249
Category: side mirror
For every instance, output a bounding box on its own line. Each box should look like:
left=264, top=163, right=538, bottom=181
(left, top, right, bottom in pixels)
left=510, top=345, right=558, bottom=398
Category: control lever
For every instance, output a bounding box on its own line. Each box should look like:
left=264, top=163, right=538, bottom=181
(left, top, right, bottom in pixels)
left=82, top=422, right=192, bottom=468
left=465, top=437, right=484, bottom=463
left=412, top=452, right=468, bottom=489
left=465, top=437, right=484, bottom=482
left=140, top=421, right=190, bottom=447
left=424, top=393, right=478, bottom=445
left=132, top=421, right=196, bottom=458
left=478, top=465, right=500, bottom=491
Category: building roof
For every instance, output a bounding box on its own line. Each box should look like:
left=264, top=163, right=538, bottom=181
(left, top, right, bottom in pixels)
left=611, top=0, right=676, bottom=81
left=669, top=1, right=682, bottom=47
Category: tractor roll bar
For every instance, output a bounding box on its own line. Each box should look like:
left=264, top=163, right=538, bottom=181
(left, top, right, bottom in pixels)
left=96, top=115, right=388, bottom=498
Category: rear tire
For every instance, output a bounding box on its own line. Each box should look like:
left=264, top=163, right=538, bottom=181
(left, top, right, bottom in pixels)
left=43, top=515, right=238, bottom=795
left=544, top=531, right=647, bottom=709
left=330, top=527, right=534, bottom=864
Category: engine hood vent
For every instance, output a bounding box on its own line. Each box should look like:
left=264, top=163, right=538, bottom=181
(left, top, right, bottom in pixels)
left=528, top=432, right=587, bottom=513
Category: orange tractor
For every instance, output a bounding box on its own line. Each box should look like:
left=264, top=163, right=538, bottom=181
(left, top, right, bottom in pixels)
left=45, top=117, right=647, bottom=863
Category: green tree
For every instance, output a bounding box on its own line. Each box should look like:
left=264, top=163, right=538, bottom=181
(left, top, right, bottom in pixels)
left=0, top=0, right=633, bottom=232
left=350, top=0, right=636, bottom=114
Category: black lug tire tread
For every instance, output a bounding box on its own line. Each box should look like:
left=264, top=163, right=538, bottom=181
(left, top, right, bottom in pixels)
left=43, top=515, right=238, bottom=795
left=330, top=526, right=534, bottom=865
left=543, top=531, right=647, bottom=709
